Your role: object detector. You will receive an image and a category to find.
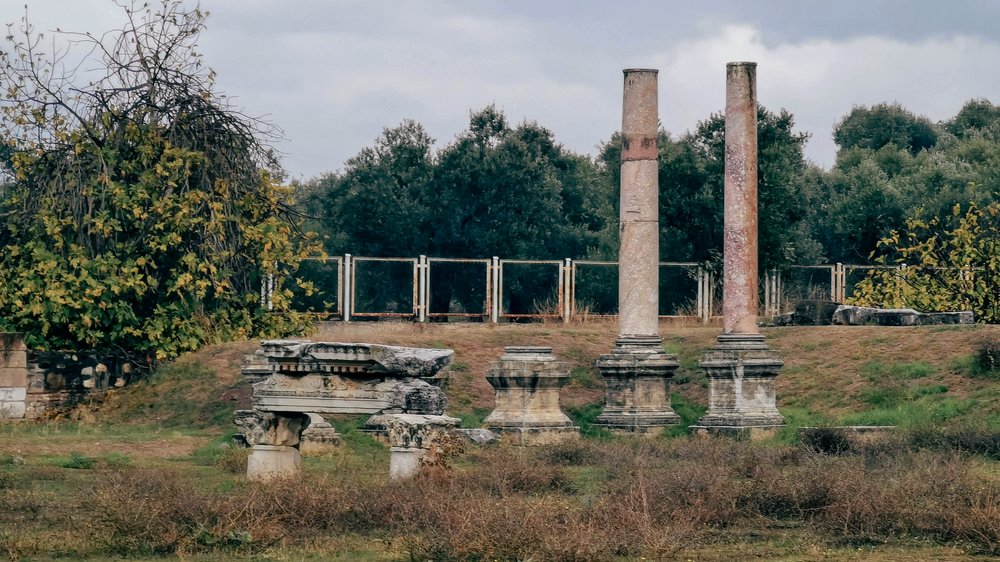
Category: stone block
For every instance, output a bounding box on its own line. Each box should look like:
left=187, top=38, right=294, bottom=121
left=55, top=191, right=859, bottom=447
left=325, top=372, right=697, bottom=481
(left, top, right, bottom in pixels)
left=300, top=413, right=342, bottom=454
left=484, top=347, right=578, bottom=443
left=246, top=445, right=301, bottom=480
left=0, top=351, right=27, bottom=370
left=0, top=367, right=27, bottom=387
left=0, top=387, right=26, bottom=419
left=389, top=447, right=425, bottom=480
left=694, top=334, right=785, bottom=431
left=596, top=338, right=680, bottom=431
left=690, top=425, right=781, bottom=441
left=495, top=426, right=581, bottom=446
left=453, top=428, right=498, bottom=445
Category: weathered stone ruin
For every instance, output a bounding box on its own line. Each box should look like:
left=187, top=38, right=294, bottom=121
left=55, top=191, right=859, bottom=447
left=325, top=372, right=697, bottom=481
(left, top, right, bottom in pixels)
left=595, top=68, right=680, bottom=433
left=484, top=346, right=579, bottom=445
left=235, top=340, right=456, bottom=480
left=0, top=332, right=134, bottom=420
left=692, top=62, right=785, bottom=437
left=832, top=305, right=974, bottom=326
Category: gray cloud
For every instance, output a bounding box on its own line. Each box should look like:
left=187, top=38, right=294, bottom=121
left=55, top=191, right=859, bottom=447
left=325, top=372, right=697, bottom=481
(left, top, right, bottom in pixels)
left=4, top=1, right=998, bottom=178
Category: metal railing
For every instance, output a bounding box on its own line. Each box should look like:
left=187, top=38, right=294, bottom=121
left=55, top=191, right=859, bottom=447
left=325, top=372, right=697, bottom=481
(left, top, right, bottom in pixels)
left=268, top=256, right=943, bottom=323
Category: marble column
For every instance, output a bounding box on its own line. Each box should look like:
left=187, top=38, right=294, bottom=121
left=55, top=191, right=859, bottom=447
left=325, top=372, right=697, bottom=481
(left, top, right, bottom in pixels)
left=693, top=62, right=785, bottom=437
left=596, top=69, right=679, bottom=433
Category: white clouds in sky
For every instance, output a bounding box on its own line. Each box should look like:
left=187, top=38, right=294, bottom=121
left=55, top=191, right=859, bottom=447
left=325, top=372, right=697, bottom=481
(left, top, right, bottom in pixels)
left=658, top=25, right=1000, bottom=167
left=3, top=2, right=998, bottom=178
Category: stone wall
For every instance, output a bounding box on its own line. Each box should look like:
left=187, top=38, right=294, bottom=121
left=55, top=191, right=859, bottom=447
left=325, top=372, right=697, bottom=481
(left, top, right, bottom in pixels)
left=0, top=333, right=133, bottom=419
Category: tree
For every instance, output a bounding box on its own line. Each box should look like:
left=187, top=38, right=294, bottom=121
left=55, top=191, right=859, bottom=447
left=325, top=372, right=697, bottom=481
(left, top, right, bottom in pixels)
left=0, top=1, right=314, bottom=359
left=833, top=103, right=938, bottom=155
left=946, top=98, right=1000, bottom=139
left=598, top=105, right=822, bottom=269
left=850, top=202, right=999, bottom=323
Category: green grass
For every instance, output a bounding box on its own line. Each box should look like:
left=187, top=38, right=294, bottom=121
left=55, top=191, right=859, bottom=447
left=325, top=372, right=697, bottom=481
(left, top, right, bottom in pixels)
left=564, top=402, right=612, bottom=439
left=568, top=365, right=600, bottom=389
left=663, top=392, right=707, bottom=438
left=862, top=360, right=935, bottom=382
left=455, top=406, right=491, bottom=428
left=839, top=395, right=979, bottom=427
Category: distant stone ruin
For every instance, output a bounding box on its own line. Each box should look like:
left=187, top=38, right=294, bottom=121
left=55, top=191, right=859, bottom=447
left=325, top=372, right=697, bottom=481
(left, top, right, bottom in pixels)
left=235, top=340, right=457, bottom=480
left=0, top=332, right=134, bottom=420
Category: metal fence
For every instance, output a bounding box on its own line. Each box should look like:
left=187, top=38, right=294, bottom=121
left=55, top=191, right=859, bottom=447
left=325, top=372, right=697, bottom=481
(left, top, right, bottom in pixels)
left=270, top=256, right=909, bottom=323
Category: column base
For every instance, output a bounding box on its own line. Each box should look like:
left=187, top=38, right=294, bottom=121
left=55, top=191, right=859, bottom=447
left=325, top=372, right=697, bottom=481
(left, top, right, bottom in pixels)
left=695, top=333, right=785, bottom=431
left=246, top=444, right=301, bottom=480
left=300, top=413, right=341, bottom=454
left=595, top=336, right=680, bottom=431
left=389, top=446, right=426, bottom=479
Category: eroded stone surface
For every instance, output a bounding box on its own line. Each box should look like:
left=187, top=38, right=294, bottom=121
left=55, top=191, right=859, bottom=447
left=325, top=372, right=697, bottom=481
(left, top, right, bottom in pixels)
left=596, top=70, right=679, bottom=432
left=832, top=305, right=974, bottom=326
left=617, top=69, right=660, bottom=340
left=247, top=444, right=301, bottom=481
left=484, top=347, right=578, bottom=444
left=300, top=413, right=342, bottom=453
left=381, top=413, right=461, bottom=479
left=233, top=410, right=310, bottom=447
left=257, top=340, right=453, bottom=378
left=596, top=342, right=680, bottom=431
left=694, top=335, right=785, bottom=430
left=722, top=62, right=759, bottom=336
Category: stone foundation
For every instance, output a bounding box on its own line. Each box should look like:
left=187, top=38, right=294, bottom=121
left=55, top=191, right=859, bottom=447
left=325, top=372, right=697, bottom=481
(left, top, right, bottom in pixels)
left=484, top=347, right=579, bottom=445
left=1, top=333, right=135, bottom=420
left=692, top=334, right=785, bottom=432
left=247, top=445, right=301, bottom=480
left=596, top=337, right=679, bottom=433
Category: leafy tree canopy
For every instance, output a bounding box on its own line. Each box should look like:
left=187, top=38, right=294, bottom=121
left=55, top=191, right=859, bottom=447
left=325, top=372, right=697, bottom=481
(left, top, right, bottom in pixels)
left=0, top=1, right=315, bottom=360
left=833, top=102, right=938, bottom=155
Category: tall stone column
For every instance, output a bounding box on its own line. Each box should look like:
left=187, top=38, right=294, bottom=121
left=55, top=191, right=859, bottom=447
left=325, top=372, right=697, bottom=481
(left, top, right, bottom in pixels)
left=693, top=62, right=784, bottom=437
left=596, top=69, right=679, bottom=433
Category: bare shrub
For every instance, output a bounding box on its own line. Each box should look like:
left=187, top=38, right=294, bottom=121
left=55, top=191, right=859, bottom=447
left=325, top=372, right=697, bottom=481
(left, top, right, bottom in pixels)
left=213, top=446, right=250, bottom=474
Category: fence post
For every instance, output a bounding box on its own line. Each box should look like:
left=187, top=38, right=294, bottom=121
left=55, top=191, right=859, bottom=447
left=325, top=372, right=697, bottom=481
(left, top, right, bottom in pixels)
left=343, top=254, right=352, bottom=322
left=841, top=263, right=847, bottom=301
left=773, top=268, right=780, bottom=317
left=570, top=260, right=577, bottom=318
left=491, top=257, right=500, bottom=323
left=562, top=259, right=571, bottom=323
left=417, top=255, right=427, bottom=323
left=708, top=270, right=715, bottom=322
left=764, top=270, right=772, bottom=319
left=696, top=266, right=704, bottom=321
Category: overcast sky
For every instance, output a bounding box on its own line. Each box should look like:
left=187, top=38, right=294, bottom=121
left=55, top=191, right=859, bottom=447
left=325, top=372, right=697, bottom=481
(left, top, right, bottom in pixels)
left=6, top=1, right=1000, bottom=179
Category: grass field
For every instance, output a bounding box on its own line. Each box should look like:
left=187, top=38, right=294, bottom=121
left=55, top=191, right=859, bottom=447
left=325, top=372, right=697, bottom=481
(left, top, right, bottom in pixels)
left=1, top=322, right=999, bottom=561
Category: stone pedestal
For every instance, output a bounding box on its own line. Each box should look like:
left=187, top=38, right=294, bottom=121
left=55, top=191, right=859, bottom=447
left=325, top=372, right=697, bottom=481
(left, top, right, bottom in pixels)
left=692, top=334, right=784, bottom=436
left=300, top=413, right=342, bottom=453
left=382, top=413, right=460, bottom=479
left=596, top=337, right=679, bottom=433
left=484, top=347, right=579, bottom=445
left=247, top=445, right=301, bottom=480
left=389, top=447, right=424, bottom=479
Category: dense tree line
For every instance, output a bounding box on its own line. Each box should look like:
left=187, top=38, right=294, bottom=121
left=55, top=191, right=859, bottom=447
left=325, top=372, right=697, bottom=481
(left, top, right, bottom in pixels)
left=305, top=99, right=999, bottom=266
left=301, top=98, right=999, bottom=318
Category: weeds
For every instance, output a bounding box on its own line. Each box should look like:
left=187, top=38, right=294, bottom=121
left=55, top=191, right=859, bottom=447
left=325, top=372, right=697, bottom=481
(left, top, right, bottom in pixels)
left=969, top=334, right=1000, bottom=379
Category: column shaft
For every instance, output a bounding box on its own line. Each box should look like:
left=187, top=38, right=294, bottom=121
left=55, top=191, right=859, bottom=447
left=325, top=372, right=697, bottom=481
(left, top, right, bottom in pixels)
left=722, top=62, right=759, bottom=335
